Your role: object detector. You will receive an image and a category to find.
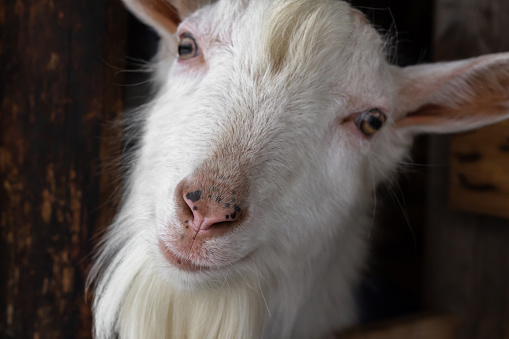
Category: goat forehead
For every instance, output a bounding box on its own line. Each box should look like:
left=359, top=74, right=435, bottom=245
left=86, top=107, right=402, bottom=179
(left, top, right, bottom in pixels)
left=225, top=1, right=386, bottom=93
left=260, top=0, right=354, bottom=71
left=206, top=2, right=366, bottom=54
left=197, top=1, right=385, bottom=72
left=183, top=0, right=391, bottom=116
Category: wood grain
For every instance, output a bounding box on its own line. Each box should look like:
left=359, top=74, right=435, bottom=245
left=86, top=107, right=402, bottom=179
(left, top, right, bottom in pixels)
left=0, top=0, right=126, bottom=337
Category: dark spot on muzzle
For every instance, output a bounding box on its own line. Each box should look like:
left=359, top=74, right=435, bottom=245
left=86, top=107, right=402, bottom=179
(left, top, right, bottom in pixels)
left=186, top=190, right=202, bottom=202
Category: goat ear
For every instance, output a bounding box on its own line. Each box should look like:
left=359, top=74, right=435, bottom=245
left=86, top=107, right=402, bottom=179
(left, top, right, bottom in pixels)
left=122, top=0, right=212, bottom=38
left=393, top=53, right=509, bottom=134
left=168, top=0, right=214, bottom=18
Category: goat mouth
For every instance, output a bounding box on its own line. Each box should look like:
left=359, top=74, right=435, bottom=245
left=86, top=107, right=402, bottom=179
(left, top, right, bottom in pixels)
left=159, top=240, right=211, bottom=272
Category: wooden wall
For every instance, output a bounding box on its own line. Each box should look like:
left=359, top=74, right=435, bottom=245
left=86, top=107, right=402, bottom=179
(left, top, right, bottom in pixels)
left=426, top=0, right=509, bottom=338
left=0, top=1, right=126, bottom=338
left=446, top=0, right=509, bottom=219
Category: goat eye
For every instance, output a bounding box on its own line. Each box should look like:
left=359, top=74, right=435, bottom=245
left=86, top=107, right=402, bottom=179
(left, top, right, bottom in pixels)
left=178, top=34, right=199, bottom=60
left=355, top=108, right=386, bottom=136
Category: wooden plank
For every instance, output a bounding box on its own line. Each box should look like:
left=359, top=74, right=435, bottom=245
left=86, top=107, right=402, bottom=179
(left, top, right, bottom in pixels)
left=450, top=122, right=509, bottom=219
left=336, top=314, right=458, bottom=339
left=0, top=0, right=126, bottom=337
left=439, top=0, right=509, bottom=218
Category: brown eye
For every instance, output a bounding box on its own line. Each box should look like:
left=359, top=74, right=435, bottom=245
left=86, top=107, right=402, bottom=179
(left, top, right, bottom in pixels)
left=178, top=34, right=199, bottom=60
left=355, top=108, right=387, bottom=136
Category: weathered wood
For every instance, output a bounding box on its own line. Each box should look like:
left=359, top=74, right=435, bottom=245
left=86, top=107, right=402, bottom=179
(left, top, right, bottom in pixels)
left=426, top=1, right=509, bottom=338
left=0, top=0, right=126, bottom=338
left=336, top=314, right=458, bottom=339
left=438, top=0, right=509, bottom=218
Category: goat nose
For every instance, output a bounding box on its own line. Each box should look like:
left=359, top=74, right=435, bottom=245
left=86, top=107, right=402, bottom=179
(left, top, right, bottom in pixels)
left=183, top=191, right=236, bottom=232
left=177, top=178, right=246, bottom=233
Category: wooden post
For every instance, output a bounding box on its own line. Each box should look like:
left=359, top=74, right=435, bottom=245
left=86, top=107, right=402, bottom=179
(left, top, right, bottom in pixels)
left=0, top=0, right=126, bottom=337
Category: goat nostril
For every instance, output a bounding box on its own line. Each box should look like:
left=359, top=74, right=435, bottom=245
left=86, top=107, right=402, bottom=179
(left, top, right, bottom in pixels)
left=176, top=173, right=248, bottom=234
left=181, top=187, right=242, bottom=232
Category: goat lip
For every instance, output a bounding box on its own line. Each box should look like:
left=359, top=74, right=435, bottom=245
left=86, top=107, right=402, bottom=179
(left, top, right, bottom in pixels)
left=159, top=240, right=210, bottom=272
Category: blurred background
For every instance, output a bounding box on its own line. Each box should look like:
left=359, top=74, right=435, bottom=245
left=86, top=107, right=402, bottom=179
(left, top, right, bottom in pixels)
left=1, top=0, right=508, bottom=338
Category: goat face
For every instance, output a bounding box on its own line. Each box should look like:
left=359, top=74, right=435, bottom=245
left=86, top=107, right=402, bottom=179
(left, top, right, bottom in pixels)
left=128, top=0, right=509, bottom=289
left=137, top=1, right=400, bottom=288
left=90, top=0, right=509, bottom=337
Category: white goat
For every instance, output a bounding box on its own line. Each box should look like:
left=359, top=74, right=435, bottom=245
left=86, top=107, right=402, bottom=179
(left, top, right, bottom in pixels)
left=88, top=0, right=509, bottom=338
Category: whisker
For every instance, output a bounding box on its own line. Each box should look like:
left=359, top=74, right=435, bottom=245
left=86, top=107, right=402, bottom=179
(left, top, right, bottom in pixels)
left=255, top=268, right=271, bottom=317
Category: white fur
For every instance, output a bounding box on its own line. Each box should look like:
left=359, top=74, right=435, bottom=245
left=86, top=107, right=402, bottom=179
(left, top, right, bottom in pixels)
left=88, top=0, right=509, bottom=338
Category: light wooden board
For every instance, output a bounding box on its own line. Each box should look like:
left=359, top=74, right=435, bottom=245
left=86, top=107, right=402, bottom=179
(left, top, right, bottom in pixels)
left=450, top=121, right=509, bottom=219
left=336, top=314, right=457, bottom=339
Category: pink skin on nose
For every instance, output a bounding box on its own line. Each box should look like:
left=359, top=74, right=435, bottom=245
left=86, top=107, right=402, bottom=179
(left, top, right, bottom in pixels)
left=183, top=193, right=232, bottom=232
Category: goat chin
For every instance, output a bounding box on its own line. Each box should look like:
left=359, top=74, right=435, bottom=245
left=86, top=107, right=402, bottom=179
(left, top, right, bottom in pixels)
left=117, top=266, right=264, bottom=339
left=90, top=204, right=369, bottom=339
left=94, top=259, right=361, bottom=339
